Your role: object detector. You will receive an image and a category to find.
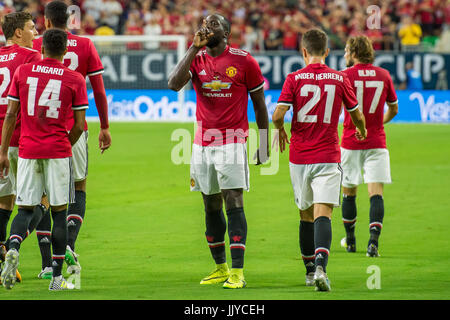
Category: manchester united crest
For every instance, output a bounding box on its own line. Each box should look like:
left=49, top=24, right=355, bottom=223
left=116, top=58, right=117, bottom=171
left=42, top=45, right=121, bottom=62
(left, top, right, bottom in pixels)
left=226, top=66, right=237, bottom=77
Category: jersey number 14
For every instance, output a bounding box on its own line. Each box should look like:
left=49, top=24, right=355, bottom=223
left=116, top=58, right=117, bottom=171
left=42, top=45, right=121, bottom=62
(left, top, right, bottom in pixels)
left=26, top=77, right=62, bottom=119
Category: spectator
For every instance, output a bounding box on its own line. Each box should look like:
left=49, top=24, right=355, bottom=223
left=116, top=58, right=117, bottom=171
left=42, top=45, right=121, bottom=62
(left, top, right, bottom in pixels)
left=100, top=0, right=123, bottom=34
left=143, top=16, right=162, bottom=50
left=400, top=62, right=423, bottom=90
left=264, top=17, right=283, bottom=51
left=398, top=15, right=422, bottom=50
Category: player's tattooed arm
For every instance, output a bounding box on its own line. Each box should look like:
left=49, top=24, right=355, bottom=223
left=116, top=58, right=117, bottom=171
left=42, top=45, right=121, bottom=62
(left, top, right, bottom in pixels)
left=168, top=20, right=213, bottom=91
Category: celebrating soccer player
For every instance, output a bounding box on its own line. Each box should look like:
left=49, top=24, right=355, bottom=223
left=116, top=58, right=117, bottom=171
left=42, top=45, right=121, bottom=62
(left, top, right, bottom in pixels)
left=168, top=14, right=269, bottom=289
left=272, top=29, right=367, bottom=292
left=0, top=29, right=88, bottom=290
left=33, top=0, right=112, bottom=275
left=340, top=35, right=398, bottom=257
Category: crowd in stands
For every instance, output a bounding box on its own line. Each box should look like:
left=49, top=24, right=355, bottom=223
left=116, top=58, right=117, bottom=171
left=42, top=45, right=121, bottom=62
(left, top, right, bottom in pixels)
left=1, top=0, right=450, bottom=52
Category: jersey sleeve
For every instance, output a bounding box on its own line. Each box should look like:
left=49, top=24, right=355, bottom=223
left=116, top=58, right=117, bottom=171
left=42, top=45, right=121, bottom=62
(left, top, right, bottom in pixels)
left=342, top=73, right=359, bottom=112
left=72, top=74, right=89, bottom=110
left=385, top=72, right=398, bottom=104
left=7, top=66, right=21, bottom=102
left=246, top=54, right=265, bottom=93
left=277, top=74, right=294, bottom=109
left=86, top=39, right=104, bottom=76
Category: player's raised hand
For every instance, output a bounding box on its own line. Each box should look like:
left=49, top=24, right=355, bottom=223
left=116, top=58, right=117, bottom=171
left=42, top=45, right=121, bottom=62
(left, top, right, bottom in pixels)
left=193, top=19, right=214, bottom=49
left=355, top=127, right=367, bottom=141
left=0, top=154, right=10, bottom=179
left=99, top=128, right=112, bottom=154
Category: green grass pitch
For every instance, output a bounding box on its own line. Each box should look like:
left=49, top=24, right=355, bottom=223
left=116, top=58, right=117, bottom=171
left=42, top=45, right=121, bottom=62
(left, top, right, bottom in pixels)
left=1, top=122, right=449, bottom=300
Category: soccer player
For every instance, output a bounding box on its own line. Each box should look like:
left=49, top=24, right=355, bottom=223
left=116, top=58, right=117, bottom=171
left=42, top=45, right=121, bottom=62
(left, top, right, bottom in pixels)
left=0, top=11, right=51, bottom=283
left=0, top=29, right=88, bottom=290
left=168, top=14, right=269, bottom=289
left=340, top=35, right=398, bottom=257
left=272, top=29, right=367, bottom=291
left=33, top=0, right=112, bottom=274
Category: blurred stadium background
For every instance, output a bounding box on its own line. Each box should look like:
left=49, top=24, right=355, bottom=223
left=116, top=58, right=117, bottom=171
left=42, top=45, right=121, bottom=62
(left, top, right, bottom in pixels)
left=0, top=0, right=449, bottom=300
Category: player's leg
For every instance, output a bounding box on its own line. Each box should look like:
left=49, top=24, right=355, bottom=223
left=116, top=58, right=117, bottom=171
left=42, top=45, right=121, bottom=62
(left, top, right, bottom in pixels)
left=46, top=158, right=75, bottom=290
left=215, top=143, right=249, bottom=289
left=367, top=182, right=384, bottom=257
left=191, top=143, right=230, bottom=284
left=66, top=132, right=88, bottom=273
left=1, top=158, right=43, bottom=289
left=340, top=148, right=363, bottom=253
left=36, top=202, right=53, bottom=279
left=341, top=186, right=358, bottom=252
left=289, top=162, right=315, bottom=286
left=310, top=163, right=342, bottom=292
left=299, top=207, right=315, bottom=286
left=0, top=195, right=15, bottom=258
left=222, top=188, right=247, bottom=289
left=313, top=203, right=333, bottom=292
left=199, top=192, right=229, bottom=284
left=363, top=148, right=391, bottom=257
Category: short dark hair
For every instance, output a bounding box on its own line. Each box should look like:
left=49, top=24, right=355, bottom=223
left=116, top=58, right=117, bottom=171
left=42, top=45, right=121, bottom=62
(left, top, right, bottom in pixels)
left=45, top=0, right=69, bottom=28
left=301, top=29, right=328, bottom=56
left=43, top=29, right=68, bottom=57
left=1, top=12, right=33, bottom=40
left=346, top=36, right=375, bottom=64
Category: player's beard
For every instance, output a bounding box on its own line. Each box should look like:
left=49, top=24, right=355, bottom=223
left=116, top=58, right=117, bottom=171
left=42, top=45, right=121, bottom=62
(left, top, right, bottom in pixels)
left=346, top=58, right=355, bottom=68
left=206, top=34, right=222, bottom=48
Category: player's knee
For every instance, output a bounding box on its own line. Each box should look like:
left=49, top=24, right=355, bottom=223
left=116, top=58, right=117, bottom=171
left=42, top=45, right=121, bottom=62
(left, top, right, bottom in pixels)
left=51, top=204, right=68, bottom=212
left=368, top=183, right=383, bottom=198
left=300, top=209, right=314, bottom=222
left=75, top=179, right=87, bottom=192
left=0, top=195, right=15, bottom=211
left=222, top=189, right=243, bottom=211
left=202, top=193, right=223, bottom=213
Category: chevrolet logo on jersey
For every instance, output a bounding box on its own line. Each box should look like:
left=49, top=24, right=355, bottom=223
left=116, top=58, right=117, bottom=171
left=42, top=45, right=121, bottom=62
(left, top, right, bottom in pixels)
left=202, top=80, right=232, bottom=92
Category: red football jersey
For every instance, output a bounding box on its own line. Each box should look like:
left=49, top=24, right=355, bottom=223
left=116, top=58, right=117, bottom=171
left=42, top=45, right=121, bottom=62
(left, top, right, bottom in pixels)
left=33, top=32, right=104, bottom=131
left=7, top=58, right=89, bottom=159
left=190, top=46, right=265, bottom=146
left=278, top=63, right=359, bottom=164
left=341, top=63, right=397, bottom=150
left=0, top=44, right=41, bottom=147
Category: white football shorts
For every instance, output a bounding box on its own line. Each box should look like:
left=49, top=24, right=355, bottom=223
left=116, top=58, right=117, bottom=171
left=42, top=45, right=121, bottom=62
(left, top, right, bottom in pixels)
left=16, top=157, right=75, bottom=206
left=0, top=147, right=18, bottom=197
left=341, top=147, right=392, bottom=188
left=190, top=143, right=250, bottom=195
left=289, top=162, right=343, bottom=210
left=72, top=130, right=89, bottom=182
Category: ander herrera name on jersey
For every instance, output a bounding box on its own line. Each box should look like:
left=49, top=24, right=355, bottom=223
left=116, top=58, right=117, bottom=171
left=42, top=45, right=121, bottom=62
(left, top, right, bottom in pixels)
left=32, top=64, right=64, bottom=76
left=295, top=72, right=344, bottom=82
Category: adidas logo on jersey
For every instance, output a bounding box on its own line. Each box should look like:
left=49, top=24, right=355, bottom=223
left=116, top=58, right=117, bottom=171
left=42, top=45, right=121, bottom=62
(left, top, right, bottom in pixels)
left=199, top=69, right=207, bottom=76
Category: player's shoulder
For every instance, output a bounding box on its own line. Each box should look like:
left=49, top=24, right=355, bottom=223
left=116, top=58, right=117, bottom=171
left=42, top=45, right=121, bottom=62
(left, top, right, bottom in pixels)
left=14, top=45, right=39, bottom=56
left=228, top=47, right=250, bottom=57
